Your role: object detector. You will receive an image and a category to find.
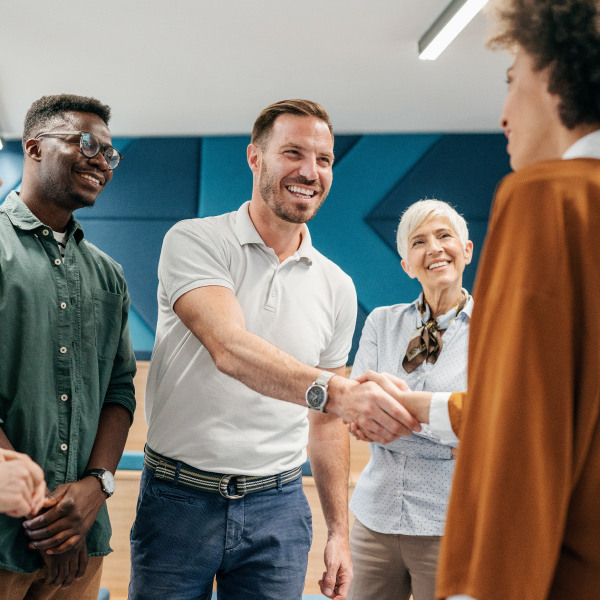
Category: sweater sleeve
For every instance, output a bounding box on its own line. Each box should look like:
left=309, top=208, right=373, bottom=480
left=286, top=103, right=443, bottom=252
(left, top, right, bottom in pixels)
left=447, top=392, right=464, bottom=439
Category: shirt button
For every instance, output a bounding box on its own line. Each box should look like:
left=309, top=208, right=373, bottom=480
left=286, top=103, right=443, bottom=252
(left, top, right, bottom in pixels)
left=59, top=346, right=68, bottom=354
left=60, top=301, right=67, bottom=310
left=42, top=229, right=50, bottom=236
left=54, top=258, right=62, bottom=266
left=396, top=490, right=402, bottom=496
left=60, top=394, right=68, bottom=402
left=60, top=443, right=68, bottom=451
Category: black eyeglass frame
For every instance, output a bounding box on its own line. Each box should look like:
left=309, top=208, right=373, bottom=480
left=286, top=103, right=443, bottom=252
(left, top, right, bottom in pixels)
left=35, top=131, right=123, bottom=170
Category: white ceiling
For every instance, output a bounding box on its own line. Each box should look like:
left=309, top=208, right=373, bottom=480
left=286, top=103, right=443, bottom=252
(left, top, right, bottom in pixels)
left=0, top=1, right=512, bottom=140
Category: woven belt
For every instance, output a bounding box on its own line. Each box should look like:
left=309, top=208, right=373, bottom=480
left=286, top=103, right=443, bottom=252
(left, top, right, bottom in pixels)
left=144, top=446, right=302, bottom=499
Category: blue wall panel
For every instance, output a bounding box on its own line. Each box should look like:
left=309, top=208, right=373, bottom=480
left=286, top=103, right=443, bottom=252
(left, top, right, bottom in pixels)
left=199, top=137, right=252, bottom=216
left=75, top=218, right=178, bottom=337
left=310, top=134, right=441, bottom=315
left=0, top=141, right=24, bottom=197
left=367, top=134, right=510, bottom=295
left=96, top=138, right=201, bottom=219
left=0, top=132, right=508, bottom=361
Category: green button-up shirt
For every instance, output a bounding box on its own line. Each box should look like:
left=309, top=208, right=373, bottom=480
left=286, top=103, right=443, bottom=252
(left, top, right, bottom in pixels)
left=0, top=192, right=136, bottom=573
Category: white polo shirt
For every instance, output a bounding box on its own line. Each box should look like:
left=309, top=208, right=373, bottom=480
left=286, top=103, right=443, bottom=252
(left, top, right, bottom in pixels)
left=145, top=201, right=357, bottom=476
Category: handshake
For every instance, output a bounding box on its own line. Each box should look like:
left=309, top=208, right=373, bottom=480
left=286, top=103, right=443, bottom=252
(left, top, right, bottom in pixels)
left=325, top=371, right=435, bottom=445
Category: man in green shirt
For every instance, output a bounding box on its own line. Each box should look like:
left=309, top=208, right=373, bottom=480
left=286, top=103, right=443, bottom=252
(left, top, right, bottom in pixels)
left=0, top=94, right=136, bottom=599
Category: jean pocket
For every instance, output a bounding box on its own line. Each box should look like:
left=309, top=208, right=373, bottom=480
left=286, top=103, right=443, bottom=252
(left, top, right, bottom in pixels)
left=156, top=490, right=193, bottom=504
left=92, top=288, right=122, bottom=359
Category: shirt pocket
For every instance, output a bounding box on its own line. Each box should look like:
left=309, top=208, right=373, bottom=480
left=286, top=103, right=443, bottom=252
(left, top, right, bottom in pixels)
left=92, top=288, right=123, bottom=359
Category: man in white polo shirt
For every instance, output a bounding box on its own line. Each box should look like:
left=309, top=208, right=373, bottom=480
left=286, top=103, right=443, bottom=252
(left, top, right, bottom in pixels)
left=128, top=99, right=421, bottom=600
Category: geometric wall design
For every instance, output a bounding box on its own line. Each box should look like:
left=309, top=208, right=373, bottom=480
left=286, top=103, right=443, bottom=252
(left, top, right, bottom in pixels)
left=367, top=133, right=511, bottom=295
left=0, top=132, right=510, bottom=362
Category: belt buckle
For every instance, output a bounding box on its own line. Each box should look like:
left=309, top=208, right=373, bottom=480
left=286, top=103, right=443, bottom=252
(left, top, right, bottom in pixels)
left=219, top=474, right=245, bottom=499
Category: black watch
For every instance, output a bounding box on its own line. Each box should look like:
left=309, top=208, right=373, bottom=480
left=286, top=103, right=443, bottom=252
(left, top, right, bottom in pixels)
left=83, top=468, right=115, bottom=498
left=306, top=371, right=336, bottom=412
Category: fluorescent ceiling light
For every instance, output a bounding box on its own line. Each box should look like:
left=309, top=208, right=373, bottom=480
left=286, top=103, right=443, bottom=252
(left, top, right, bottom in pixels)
left=419, top=0, right=489, bottom=60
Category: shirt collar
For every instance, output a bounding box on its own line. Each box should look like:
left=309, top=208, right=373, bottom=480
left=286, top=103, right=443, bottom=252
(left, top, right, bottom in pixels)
left=562, top=129, right=600, bottom=160
left=412, top=289, right=473, bottom=325
left=234, top=201, right=314, bottom=265
left=1, top=191, right=84, bottom=242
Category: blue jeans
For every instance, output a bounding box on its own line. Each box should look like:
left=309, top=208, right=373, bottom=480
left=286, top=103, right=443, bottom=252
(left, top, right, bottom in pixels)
left=128, top=465, right=312, bottom=600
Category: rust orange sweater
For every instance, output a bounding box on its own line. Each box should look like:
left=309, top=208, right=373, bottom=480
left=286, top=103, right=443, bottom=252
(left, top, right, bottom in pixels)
left=437, top=159, right=600, bottom=600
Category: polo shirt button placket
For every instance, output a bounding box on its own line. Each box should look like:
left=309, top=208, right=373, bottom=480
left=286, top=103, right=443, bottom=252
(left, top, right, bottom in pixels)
left=265, top=270, right=280, bottom=311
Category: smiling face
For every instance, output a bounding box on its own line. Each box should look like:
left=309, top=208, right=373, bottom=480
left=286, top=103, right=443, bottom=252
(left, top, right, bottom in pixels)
left=501, top=49, right=564, bottom=171
left=248, top=114, right=334, bottom=224
left=33, top=111, right=113, bottom=212
left=402, top=215, right=473, bottom=300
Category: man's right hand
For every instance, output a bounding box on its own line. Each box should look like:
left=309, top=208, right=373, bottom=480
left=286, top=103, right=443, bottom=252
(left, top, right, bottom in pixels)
left=355, top=371, right=433, bottom=424
left=326, top=373, right=421, bottom=444
left=40, top=541, right=88, bottom=588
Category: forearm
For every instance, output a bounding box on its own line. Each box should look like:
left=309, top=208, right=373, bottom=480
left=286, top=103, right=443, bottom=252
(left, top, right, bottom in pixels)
left=308, top=412, right=350, bottom=538
left=215, top=329, right=326, bottom=407
left=86, top=403, right=131, bottom=473
left=176, top=286, right=326, bottom=408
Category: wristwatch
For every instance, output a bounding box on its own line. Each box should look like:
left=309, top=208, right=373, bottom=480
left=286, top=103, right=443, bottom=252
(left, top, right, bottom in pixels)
left=306, top=371, right=336, bottom=412
left=83, top=468, right=115, bottom=498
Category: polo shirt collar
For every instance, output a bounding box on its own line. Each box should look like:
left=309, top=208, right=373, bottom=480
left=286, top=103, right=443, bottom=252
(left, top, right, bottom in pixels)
left=296, top=226, right=314, bottom=265
left=2, top=191, right=85, bottom=242
left=235, top=201, right=314, bottom=265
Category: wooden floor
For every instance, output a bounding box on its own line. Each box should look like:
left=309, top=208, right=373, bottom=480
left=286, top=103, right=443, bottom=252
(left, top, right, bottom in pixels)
left=100, top=362, right=371, bottom=599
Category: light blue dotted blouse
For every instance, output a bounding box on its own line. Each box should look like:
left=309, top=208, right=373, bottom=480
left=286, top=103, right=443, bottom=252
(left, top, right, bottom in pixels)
left=349, top=292, right=472, bottom=536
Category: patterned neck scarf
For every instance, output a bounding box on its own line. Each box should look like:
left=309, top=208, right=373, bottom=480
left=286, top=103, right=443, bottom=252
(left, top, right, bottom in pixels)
left=402, top=291, right=467, bottom=374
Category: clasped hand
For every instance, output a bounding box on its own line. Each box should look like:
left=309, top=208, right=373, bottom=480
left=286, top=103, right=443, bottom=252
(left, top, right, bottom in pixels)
left=347, top=371, right=428, bottom=442
left=22, top=477, right=106, bottom=586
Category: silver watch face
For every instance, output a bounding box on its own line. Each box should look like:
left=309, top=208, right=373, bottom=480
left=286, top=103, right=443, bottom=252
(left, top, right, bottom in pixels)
left=306, top=384, right=327, bottom=410
left=100, top=471, right=115, bottom=496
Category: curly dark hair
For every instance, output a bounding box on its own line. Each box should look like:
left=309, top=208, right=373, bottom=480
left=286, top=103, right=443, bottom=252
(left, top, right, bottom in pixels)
left=23, top=94, right=111, bottom=145
left=487, top=0, right=600, bottom=129
left=251, top=99, right=334, bottom=148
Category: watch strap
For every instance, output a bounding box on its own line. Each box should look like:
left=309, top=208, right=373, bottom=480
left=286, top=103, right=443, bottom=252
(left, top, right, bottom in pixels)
left=314, top=371, right=335, bottom=387
left=83, top=468, right=114, bottom=497
left=83, top=468, right=105, bottom=478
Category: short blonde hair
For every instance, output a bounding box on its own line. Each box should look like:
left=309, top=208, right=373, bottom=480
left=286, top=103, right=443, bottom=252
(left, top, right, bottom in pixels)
left=396, top=199, right=469, bottom=261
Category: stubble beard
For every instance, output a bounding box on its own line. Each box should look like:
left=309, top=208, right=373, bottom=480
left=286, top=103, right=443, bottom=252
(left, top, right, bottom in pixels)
left=259, top=163, right=327, bottom=224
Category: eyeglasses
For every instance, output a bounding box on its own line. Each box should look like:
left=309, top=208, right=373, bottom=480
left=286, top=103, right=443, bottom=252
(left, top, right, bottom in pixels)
left=35, top=131, right=123, bottom=170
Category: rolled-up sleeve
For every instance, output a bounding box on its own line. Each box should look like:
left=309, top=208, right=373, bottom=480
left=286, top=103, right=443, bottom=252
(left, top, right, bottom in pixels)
left=102, top=283, right=136, bottom=422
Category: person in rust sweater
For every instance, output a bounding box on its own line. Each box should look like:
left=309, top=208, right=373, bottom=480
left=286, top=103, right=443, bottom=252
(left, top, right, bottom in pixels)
left=355, top=1, right=600, bottom=599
